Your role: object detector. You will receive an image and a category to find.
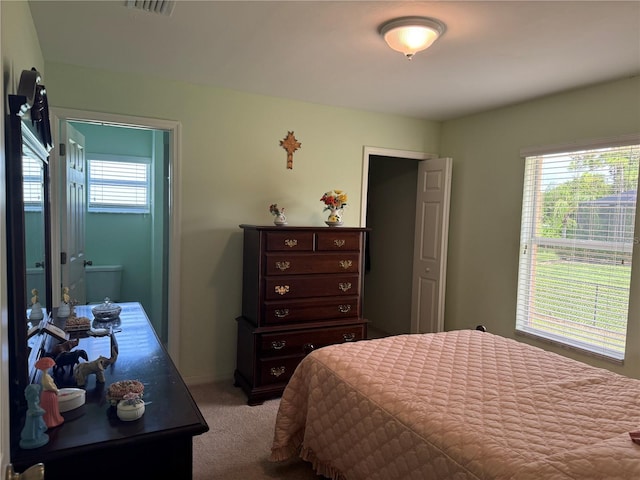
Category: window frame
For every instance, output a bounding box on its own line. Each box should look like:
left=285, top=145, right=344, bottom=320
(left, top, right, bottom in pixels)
left=516, top=135, right=640, bottom=362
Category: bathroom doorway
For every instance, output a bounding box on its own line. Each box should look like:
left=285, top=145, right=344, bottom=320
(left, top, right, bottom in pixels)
left=49, top=108, right=181, bottom=362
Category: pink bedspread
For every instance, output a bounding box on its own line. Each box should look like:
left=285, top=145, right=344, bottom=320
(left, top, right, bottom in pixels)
left=270, top=330, right=640, bottom=479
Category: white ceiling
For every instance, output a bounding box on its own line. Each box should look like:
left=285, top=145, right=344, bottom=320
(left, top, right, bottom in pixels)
left=28, top=0, right=640, bottom=121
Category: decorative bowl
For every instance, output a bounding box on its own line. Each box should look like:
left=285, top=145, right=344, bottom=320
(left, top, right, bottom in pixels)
left=92, top=297, right=122, bottom=321
left=117, top=400, right=145, bottom=421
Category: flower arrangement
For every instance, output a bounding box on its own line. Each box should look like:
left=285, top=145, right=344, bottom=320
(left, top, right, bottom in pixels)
left=269, top=204, right=285, bottom=216
left=121, top=392, right=144, bottom=406
left=320, top=190, right=348, bottom=211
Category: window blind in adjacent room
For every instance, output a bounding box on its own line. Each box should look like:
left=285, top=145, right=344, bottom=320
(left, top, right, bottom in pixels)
left=88, top=157, right=150, bottom=213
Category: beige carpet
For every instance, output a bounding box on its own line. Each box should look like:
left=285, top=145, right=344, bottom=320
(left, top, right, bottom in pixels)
left=189, top=380, right=323, bottom=479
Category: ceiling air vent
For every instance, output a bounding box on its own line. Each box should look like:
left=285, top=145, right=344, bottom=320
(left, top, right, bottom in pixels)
left=125, top=1, right=176, bottom=16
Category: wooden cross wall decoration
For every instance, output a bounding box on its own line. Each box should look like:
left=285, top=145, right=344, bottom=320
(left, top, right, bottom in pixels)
left=280, top=131, right=301, bottom=169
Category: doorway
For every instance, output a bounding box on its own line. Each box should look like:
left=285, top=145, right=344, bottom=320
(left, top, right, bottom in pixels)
left=364, top=154, right=420, bottom=335
left=361, top=147, right=451, bottom=337
left=49, top=108, right=182, bottom=363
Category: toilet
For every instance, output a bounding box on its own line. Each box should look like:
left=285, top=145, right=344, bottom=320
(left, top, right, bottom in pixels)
left=85, top=265, right=123, bottom=304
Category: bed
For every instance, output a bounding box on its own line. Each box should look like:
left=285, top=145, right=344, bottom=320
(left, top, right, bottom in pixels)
left=270, top=329, right=640, bottom=479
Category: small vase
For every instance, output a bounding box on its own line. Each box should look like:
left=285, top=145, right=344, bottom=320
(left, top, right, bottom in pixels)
left=116, top=400, right=145, bottom=421
left=325, top=208, right=343, bottom=227
left=57, top=303, right=70, bottom=319
left=29, top=303, right=44, bottom=321
left=273, top=213, right=287, bottom=226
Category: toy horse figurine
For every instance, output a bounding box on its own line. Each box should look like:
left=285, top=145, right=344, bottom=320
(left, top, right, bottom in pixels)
left=54, top=349, right=88, bottom=378
left=73, top=356, right=110, bottom=387
left=50, top=338, right=80, bottom=356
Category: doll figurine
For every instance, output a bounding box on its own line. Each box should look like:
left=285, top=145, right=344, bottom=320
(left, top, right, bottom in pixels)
left=29, top=288, right=44, bottom=321
left=58, top=286, right=71, bottom=318
left=34, top=357, right=64, bottom=428
left=19, top=384, right=49, bottom=449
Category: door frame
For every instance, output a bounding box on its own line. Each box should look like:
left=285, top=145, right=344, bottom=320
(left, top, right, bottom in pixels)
left=49, top=108, right=182, bottom=364
left=0, top=3, right=9, bottom=473
left=360, top=146, right=434, bottom=226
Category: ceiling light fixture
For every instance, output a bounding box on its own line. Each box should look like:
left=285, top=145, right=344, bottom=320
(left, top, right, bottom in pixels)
left=379, top=16, right=446, bottom=60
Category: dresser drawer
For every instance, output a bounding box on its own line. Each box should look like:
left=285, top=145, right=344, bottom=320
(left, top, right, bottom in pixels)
left=316, top=231, right=362, bottom=251
left=265, top=274, right=360, bottom=300
left=265, top=252, right=360, bottom=275
left=264, top=297, right=360, bottom=325
left=259, top=355, right=304, bottom=386
left=260, top=323, right=365, bottom=357
left=265, top=231, right=314, bottom=251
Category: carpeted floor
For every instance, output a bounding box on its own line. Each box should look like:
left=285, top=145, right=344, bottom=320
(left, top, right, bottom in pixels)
left=189, top=380, right=323, bottom=479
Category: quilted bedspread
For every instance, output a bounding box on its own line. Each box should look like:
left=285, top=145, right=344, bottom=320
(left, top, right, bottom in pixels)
left=270, top=330, right=640, bottom=479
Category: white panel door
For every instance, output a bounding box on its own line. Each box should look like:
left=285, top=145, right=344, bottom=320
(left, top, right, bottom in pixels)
left=411, top=157, right=452, bottom=333
left=60, top=122, right=87, bottom=304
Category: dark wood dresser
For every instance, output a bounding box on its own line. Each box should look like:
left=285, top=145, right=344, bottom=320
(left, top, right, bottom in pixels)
left=11, top=302, right=209, bottom=479
left=234, top=225, right=369, bottom=405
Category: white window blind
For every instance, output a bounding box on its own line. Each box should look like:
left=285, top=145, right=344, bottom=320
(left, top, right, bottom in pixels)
left=23, top=155, right=43, bottom=208
left=88, top=157, right=150, bottom=213
left=516, top=143, right=640, bottom=360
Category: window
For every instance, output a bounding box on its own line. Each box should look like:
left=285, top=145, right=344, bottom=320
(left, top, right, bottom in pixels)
left=516, top=139, right=640, bottom=360
left=88, top=155, right=150, bottom=213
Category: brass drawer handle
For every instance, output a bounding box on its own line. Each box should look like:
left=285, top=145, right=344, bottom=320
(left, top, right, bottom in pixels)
left=270, top=366, right=286, bottom=377
left=303, top=343, right=315, bottom=354
left=343, top=332, right=356, bottom=342
left=275, top=261, right=290, bottom=271
left=338, top=282, right=352, bottom=292
left=271, top=340, right=286, bottom=350
left=274, top=309, right=290, bottom=318
left=275, top=285, right=290, bottom=295
left=284, top=239, right=298, bottom=248
left=333, top=239, right=346, bottom=247
left=338, top=304, right=351, bottom=313
left=339, top=260, right=353, bottom=269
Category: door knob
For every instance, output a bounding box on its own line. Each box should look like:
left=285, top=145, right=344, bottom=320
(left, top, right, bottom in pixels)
left=6, top=464, right=45, bottom=480
left=83, top=260, right=93, bottom=267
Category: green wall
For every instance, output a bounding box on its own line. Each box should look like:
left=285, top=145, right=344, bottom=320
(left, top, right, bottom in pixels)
left=69, top=122, right=168, bottom=337
left=440, top=76, right=640, bottom=378
left=71, top=122, right=151, bottom=307
left=43, top=61, right=438, bottom=383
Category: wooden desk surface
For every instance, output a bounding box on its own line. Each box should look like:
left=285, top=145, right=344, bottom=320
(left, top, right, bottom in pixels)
left=12, top=302, right=209, bottom=470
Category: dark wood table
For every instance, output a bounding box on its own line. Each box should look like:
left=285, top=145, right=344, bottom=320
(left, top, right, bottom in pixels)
left=11, top=302, right=209, bottom=479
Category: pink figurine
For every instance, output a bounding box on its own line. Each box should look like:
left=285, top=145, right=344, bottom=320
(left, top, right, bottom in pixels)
left=34, top=357, right=64, bottom=429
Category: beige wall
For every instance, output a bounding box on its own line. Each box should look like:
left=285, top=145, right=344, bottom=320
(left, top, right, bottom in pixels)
left=440, top=76, right=640, bottom=378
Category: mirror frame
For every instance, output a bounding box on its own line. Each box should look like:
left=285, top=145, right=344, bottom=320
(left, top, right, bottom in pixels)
left=5, top=69, right=53, bottom=425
